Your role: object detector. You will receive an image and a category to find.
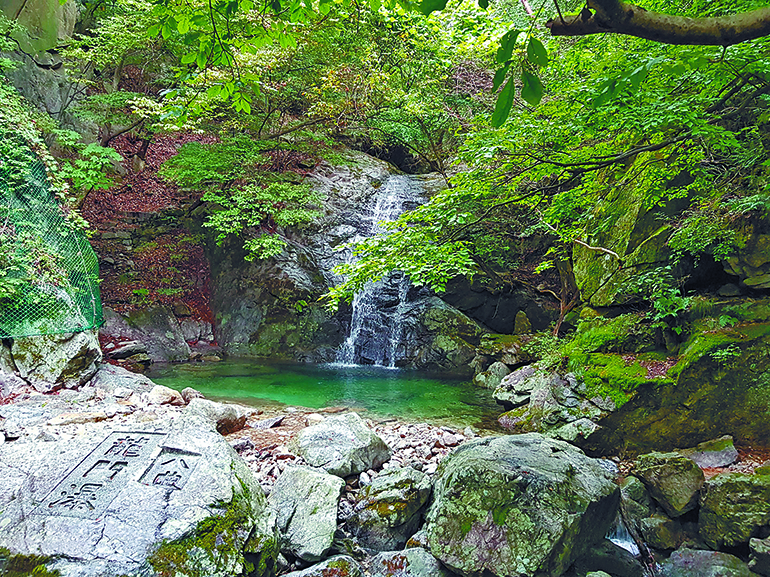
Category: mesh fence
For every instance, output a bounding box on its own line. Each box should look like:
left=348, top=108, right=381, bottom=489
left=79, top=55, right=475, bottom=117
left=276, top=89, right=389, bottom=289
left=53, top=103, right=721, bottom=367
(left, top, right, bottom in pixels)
left=0, top=150, right=103, bottom=339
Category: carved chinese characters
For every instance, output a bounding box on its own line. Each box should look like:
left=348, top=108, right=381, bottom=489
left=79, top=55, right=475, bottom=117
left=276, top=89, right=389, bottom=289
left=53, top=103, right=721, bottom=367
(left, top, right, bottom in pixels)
left=36, top=431, right=166, bottom=519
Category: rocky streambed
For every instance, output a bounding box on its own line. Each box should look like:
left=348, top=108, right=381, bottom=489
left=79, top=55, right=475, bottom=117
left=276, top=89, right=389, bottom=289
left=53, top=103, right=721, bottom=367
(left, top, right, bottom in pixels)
left=2, top=362, right=770, bottom=577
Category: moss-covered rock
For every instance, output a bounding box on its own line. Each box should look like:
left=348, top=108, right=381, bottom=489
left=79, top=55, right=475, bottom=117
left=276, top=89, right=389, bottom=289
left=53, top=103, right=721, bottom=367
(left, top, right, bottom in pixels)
left=423, top=434, right=619, bottom=577
left=698, top=472, right=770, bottom=549
left=633, top=452, right=704, bottom=517
left=348, top=467, right=432, bottom=551
left=370, top=549, right=454, bottom=577
left=659, top=548, right=751, bottom=577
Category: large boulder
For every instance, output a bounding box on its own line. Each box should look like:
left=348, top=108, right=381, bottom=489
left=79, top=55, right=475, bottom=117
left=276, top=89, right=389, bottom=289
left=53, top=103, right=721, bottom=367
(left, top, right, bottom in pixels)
left=370, top=549, right=454, bottom=577
left=100, top=306, right=190, bottom=362
left=293, top=412, right=391, bottom=477
left=633, top=452, right=704, bottom=517
left=268, top=465, right=344, bottom=562
left=348, top=467, right=432, bottom=551
left=678, top=435, right=739, bottom=469
left=659, top=548, right=751, bottom=577
left=0, top=414, right=278, bottom=577
left=11, top=330, right=102, bottom=392
left=423, top=434, right=619, bottom=577
left=473, top=361, right=511, bottom=390
left=750, top=536, right=770, bottom=577
left=572, top=539, right=646, bottom=577
left=698, top=472, right=770, bottom=549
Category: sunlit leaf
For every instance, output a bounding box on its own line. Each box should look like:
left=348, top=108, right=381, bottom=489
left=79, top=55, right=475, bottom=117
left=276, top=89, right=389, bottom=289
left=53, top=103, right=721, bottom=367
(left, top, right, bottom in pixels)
left=418, top=0, right=449, bottom=16
left=492, top=62, right=511, bottom=92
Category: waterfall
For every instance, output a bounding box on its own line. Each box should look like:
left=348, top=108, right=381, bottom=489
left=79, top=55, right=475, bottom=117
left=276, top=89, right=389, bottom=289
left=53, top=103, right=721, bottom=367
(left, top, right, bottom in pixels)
left=335, top=175, right=422, bottom=368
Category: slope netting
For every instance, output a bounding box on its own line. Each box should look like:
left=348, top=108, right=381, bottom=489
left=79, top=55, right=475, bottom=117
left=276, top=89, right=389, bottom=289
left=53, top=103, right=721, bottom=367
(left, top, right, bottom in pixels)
left=0, top=150, right=103, bottom=338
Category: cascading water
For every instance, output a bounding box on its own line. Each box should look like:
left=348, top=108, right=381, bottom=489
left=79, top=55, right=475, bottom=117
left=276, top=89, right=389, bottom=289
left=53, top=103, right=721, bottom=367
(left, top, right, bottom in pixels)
left=335, top=175, right=422, bottom=368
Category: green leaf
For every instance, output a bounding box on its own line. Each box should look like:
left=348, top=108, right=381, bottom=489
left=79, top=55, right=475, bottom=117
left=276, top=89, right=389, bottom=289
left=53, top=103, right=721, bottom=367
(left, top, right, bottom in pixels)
left=181, top=52, right=197, bottom=64
left=196, top=50, right=208, bottom=69
left=370, top=0, right=382, bottom=11
left=520, top=70, right=543, bottom=107
left=496, top=29, right=522, bottom=64
left=526, top=38, right=548, bottom=67
left=147, top=24, right=161, bottom=37
left=418, top=0, right=449, bottom=16
left=591, top=78, right=617, bottom=108
left=491, top=77, right=515, bottom=128
left=492, top=62, right=511, bottom=92
left=478, top=0, right=489, bottom=8
left=206, top=85, right=222, bottom=98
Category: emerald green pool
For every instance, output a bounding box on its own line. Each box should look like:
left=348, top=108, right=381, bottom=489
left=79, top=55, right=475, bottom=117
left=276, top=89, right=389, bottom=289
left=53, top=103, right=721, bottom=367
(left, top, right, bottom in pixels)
left=146, top=360, right=502, bottom=430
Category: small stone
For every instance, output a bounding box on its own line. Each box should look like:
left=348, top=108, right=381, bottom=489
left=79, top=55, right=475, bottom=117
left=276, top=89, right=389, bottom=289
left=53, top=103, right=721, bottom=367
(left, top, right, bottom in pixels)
left=441, top=433, right=459, bottom=447
left=306, top=413, right=325, bottom=426
left=181, top=387, right=204, bottom=403
left=463, top=427, right=476, bottom=438
left=230, top=438, right=255, bottom=452
left=359, top=472, right=371, bottom=486
left=201, top=354, right=222, bottom=362
left=147, top=385, right=185, bottom=406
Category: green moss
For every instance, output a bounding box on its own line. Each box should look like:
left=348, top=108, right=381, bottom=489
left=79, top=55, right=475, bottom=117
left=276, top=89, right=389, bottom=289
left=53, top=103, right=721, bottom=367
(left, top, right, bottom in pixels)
left=148, top=473, right=273, bottom=577
left=563, top=313, right=655, bottom=356
left=492, top=503, right=513, bottom=526
left=0, top=548, right=60, bottom=577
left=569, top=353, right=667, bottom=408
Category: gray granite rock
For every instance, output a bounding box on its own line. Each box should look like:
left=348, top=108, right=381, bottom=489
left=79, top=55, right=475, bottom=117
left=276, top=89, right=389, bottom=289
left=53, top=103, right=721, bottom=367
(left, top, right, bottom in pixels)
left=0, top=414, right=278, bottom=577
left=660, top=548, right=751, bottom=577
left=268, top=465, right=345, bottom=562
left=293, top=412, right=391, bottom=477
left=633, top=452, right=704, bottom=517
left=184, top=397, right=247, bottom=435
left=678, top=435, right=738, bottom=469
left=371, top=549, right=454, bottom=577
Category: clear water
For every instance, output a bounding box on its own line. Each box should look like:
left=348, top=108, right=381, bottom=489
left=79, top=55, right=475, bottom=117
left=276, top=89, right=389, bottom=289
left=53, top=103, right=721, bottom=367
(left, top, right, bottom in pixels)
left=147, top=359, right=502, bottom=430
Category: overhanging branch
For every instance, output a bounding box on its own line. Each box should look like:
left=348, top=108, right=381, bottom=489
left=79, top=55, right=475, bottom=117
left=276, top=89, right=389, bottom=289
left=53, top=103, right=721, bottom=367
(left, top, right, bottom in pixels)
left=546, top=0, right=770, bottom=46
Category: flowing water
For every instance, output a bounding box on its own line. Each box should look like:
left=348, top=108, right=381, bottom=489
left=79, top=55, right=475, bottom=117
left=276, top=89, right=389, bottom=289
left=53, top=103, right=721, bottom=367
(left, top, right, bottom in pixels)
left=336, top=175, right=422, bottom=368
left=147, top=359, right=501, bottom=430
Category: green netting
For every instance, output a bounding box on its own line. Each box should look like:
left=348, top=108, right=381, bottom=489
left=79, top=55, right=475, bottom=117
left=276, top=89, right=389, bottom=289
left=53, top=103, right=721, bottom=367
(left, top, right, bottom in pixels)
left=0, top=149, right=103, bottom=338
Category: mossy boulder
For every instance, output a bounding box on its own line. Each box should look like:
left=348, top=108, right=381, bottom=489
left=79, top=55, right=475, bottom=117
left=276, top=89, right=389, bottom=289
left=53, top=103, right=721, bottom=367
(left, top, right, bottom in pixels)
left=423, top=434, right=619, bottom=577
left=659, top=548, right=751, bottom=577
left=639, top=515, right=684, bottom=550
left=579, top=321, right=770, bottom=454
left=723, top=225, right=770, bottom=288
left=749, top=536, right=770, bottom=577
left=633, top=452, right=704, bottom=517
left=698, top=472, right=770, bottom=549
left=678, top=435, right=738, bottom=469
left=348, top=467, right=432, bottom=551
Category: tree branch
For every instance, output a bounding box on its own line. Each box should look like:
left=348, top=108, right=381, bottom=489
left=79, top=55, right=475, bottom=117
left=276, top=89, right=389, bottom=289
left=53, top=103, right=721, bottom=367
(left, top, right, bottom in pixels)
left=546, top=0, right=770, bottom=46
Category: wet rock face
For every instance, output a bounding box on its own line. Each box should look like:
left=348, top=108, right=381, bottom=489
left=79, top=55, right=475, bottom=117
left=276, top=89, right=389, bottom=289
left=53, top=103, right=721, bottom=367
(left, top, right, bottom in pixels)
left=0, top=414, right=278, bottom=577
left=293, top=412, right=391, bottom=477
left=423, top=434, right=619, bottom=577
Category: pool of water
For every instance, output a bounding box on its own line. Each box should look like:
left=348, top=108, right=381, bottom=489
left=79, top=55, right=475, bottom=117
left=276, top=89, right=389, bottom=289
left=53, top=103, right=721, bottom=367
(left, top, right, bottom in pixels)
left=146, top=360, right=502, bottom=430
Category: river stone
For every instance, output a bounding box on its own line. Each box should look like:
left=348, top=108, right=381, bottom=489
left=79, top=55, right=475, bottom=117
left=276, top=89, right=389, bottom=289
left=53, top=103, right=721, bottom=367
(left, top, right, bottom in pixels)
left=473, top=362, right=510, bottom=390
left=283, top=555, right=362, bottom=577
left=0, top=414, right=278, bottom=577
left=11, top=330, right=102, bottom=392
left=184, top=397, right=247, bottom=435
left=633, top=452, right=704, bottom=517
left=100, top=306, right=190, bottom=362
left=293, top=412, right=391, bottom=477
left=423, top=434, right=619, bottom=577
left=348, top=466, right=432, bottom=551
left=749, top=536, right=770, bottom=577
left=268, top=465, right=345, bottom=562
left=678, top=435, right=738, bottom=469
left=147, top=384, right=185, bottom=406
left=572, top=539, right=645, bottom=577
left=0, top=368, right=30, bottom=399
left=639, top=514, right=684, bottom=550
left=371, top=548, right=454, bottom=577
left=698, top=472, right=770, bottom=548
left=659, top=548, right=751, bottom=577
